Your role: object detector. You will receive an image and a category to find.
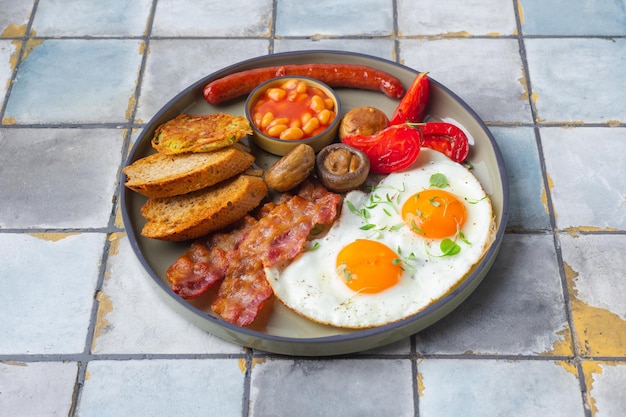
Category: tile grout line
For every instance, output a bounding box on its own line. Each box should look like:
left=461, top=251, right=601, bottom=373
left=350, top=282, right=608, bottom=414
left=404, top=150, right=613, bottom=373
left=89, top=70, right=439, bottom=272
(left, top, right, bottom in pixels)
left=511, top=1, right=594, bottom=416
left=0, top=0, right=39, bottom=121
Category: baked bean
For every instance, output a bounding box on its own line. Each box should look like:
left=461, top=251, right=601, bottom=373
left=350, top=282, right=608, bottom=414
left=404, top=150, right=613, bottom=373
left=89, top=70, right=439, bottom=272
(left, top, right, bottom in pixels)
left=261, top=112, right=274, bottom=128
left=302, top=117, right=320, bottom=135
left=310, top=95, right=325, bottom=112
left=267, top=124, right=288, bottom=137
left=296, top=81, right=308, bottom=93
left=318, top=109, right=332, bottom=125
left=251, top=79, right=337, bottom=140
left=268, top=117, right=290, bottom=128
left=267, top=88, right=286, bottom=101
left=280, top=127, right=304, bottom=140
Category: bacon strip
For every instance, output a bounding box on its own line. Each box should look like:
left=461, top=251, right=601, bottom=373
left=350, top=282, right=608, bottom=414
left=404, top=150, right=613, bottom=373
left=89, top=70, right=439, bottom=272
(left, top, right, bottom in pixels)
left=166, top=181, right=342, bottom=326
left=166, top=216, right=256, bottom=299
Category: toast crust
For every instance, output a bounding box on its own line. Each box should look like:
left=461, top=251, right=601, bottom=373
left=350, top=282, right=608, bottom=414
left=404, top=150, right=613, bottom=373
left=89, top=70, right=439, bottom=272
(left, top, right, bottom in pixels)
left=140, top=175, right=268, bottom=241
left=124, top=146, right=255, bottom=198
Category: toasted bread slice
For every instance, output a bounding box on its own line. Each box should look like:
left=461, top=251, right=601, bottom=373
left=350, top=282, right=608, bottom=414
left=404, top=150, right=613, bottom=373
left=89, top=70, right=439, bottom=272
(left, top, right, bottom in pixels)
left=140, top=175, right=268, bottom=241
left=123, top=146, right=255, bottom=198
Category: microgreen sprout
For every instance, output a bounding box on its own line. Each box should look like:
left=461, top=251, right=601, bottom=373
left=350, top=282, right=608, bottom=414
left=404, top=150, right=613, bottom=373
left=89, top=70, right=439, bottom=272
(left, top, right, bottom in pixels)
left=466, top=195, right=489, bottom=204
left=429, top=173, right=449, bottom=188
left=394, top=246, right=418, bottom=273
left=346, top=200, right=370, bottom=221
left=337, top=263, right=353, bottom=283
left=426, top=226, right=472, bottom=258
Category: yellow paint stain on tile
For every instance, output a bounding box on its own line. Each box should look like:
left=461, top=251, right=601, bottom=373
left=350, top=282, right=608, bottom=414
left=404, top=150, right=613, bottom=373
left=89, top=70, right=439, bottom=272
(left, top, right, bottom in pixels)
left=561, top=226, right=619, bottom=237
left=238, top=358, right=247, bottom=373
left=23, top=38, right=44, bottom=61
left=517, top=0, right=525, bottom=25
left=84, top=370, right=91, bottom=381
left=518, top=74, right=539, bottom=108
left=542, top=173, right=554, bottom=216
left=580, top=360, right=607, bottom=416
left=91, top=291, right=114, bottom=352
left=1, top=23, right=28, bottom=38
left=125, top=92, right=137, bottom=121
left=108, top=232, right=124, bottom=256
left=564, top=263, right=626, bottom=357
left=2, top=361, right=27, bottom=366
left=417, top=370, right=425, bottom=397
left=607, top=120, right=622, bottom=126
left=2, top=116, right=16, bottom=125
left=28, top=232, right=80, bottom=242
left=251, top=357, right=266, bottom=368
left=555, top=360, right=578, bottom=377
left=542, top=325, right=574, bottom=356
left=434, top=31, right=472, bottom=39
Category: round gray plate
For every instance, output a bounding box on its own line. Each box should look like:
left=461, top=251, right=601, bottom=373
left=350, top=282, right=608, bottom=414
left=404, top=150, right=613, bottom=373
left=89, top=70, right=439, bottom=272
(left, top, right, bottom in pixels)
left=121, top=51, right=509, bottom=356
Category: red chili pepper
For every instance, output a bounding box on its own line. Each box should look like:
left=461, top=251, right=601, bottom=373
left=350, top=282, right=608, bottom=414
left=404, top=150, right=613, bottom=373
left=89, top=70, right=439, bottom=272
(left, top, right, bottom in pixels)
left=389, top=72, right=430, bottom=125
left=418, top=122, right=469, bottom=162
left=341, top=125, right=422, bottom=174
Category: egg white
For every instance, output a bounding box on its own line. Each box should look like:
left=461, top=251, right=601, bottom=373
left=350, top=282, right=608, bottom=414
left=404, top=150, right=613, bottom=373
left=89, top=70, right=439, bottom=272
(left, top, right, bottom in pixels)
left=265, top=149, right=495, bottom=328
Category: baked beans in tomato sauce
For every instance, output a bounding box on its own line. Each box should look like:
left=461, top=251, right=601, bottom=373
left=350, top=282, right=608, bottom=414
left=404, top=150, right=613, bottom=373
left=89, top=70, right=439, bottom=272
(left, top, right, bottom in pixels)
left=251, top=79, right=337, bottom=141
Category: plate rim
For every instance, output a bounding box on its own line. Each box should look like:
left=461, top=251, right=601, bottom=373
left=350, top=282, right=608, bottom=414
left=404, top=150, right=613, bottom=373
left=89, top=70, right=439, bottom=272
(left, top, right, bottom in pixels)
left=120, top=49, right=510, bottom=354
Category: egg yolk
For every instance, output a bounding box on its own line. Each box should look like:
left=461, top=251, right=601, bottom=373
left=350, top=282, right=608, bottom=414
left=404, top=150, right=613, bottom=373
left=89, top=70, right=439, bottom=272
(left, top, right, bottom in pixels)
left=336, top=239, right=402, bottom=294
left=401, top=189, right=467, bottom=239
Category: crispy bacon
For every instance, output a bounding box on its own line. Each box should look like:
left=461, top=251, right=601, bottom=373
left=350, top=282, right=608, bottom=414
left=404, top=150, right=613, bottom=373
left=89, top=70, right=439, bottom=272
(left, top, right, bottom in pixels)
left=166, top=216, right=256, bottom=299
left=166, top=181, right=342, bottom=326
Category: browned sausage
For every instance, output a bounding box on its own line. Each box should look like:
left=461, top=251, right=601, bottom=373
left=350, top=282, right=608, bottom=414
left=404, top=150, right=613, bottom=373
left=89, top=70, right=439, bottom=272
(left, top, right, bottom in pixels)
left=203, top=63, right=405, bottom=104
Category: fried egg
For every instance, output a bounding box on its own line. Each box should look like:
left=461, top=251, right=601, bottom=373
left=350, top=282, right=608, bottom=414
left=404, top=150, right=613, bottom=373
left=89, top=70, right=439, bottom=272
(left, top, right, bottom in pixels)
left=265, top=149, right=495, bottom=328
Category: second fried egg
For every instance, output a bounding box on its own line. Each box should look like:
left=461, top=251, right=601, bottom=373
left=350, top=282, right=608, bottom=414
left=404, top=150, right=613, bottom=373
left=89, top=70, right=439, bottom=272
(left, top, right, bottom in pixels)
left=265, top=149, right=495, bottom=328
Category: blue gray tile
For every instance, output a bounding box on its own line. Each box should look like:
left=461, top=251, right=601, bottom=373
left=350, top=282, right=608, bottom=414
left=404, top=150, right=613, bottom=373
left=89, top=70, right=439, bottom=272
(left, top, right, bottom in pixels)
left=153, top=0, right=273, bottom=37
left=582, top=361, right=626, bottom=416
left=541, top=127, right=626, bottom=231
left=136, top=39, right=269, bottom=123
left=490, top=126, right=551, bottom=230
left=4, top=39, right=143, bottom=124
left=274, top=38, right=396, bottom=61
left=32, top=0, right=153, bottom=37
left=276, top=0, right=393, bottom=37
left=415, top=234, right=570, bottom=356
left=0, top=0, right=34, bottom=38
left=560, top=234, right=626, bottom=357
left=76, top=359, right=245, bottom=417
left=519, top=0, right=626, bottom=36
left=400, top=38, right=533, bottom=123
left=525, top=38, right=626, bottom=124
left=0, top=233, right=105, bottom=354
left=0, top=361, right=77, bottom=417
left=398, top=0, right=518, bottom=36
left=93, top=233, right=244, bottom=354
left=418, top=359, right=585, bottom=417
left=0, top=128, right=124, bottom=229
left=250, top=358, right=414, bottom=417
left=0, top=40, right=18, bottom=102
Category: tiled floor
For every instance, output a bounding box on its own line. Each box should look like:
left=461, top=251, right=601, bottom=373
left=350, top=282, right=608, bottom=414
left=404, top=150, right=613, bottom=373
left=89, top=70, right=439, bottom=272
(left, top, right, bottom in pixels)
left=1, top=0, right=625, bottom=416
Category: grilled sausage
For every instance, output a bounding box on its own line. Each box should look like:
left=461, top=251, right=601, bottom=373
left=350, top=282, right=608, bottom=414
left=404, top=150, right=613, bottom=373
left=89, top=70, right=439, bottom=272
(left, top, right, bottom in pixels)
left=203, top=63, right=405, bottom=104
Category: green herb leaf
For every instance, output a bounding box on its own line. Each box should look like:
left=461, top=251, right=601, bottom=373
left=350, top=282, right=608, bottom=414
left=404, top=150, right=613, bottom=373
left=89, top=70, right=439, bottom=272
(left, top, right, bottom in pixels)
left=410, top=220, right=426, bottom=235
left=430, top=173, right=449, bottom=188
left=458, top=230, right=471, bottom=245
left=440, top=238, right=461, bottom=256
left=429, top=197, right=441, bottom=207
left=467, top=195, right=488, bottom=204
left=360, top=224, right=376, bottom=231
left=390, top=223, right=405, bottom=231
